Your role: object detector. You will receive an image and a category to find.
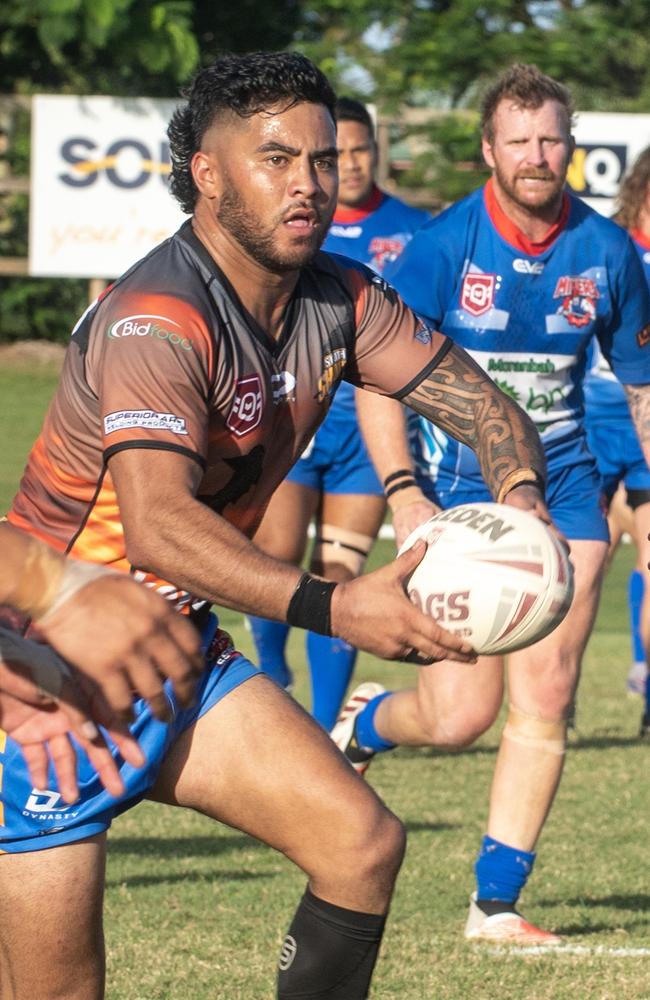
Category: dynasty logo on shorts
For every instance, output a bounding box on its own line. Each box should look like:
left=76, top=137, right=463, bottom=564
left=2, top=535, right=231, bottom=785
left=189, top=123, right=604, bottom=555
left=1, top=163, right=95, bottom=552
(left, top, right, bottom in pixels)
left=104, top=410, right=188, bottom=435
left=226, top=375, right=264, bottom=437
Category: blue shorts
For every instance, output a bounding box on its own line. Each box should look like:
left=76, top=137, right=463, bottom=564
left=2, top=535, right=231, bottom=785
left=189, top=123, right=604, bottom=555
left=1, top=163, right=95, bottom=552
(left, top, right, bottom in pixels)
left=287, top=401, right=382, bottom=497
left=417, top=432, right=609, bottom=542
left=585, top=417, right=650, bottom=501
left=0, top=614, right=259, bottom=854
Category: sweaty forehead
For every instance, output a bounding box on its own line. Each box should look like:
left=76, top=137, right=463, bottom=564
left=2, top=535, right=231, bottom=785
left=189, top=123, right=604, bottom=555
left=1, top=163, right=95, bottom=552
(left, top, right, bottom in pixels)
left=202, top=101, right=336, bottom=153
left=492, top=99, right=570, bottom=137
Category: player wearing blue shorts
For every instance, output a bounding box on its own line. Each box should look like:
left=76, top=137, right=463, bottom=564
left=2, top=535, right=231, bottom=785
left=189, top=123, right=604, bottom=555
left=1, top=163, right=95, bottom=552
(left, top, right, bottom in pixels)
left=2, top=53, right=547, bottom=999
left=584, top=146, right=650, bottom=729
left=334, top=65, right=650, bottom=945
left=249, top=97, right=430, bottom=729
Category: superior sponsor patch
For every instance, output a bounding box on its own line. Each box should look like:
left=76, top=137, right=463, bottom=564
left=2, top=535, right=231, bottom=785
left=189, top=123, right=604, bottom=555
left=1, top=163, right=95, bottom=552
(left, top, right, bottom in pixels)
left=104, top=409, right=188, bottom=435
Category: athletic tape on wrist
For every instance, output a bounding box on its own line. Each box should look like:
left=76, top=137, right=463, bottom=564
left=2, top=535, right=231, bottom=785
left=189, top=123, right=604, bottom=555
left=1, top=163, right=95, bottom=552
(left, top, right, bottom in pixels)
left=4, top=534, right=67, bottom=621
left=383, top=469, right=414, bottom=488
left=37, top=559, right=110, bottom=623
left=496, top=468, right=546, bottom=505
left=384, top=478, right=417, bottom=500
left=286, top=573, right=337, bottom=636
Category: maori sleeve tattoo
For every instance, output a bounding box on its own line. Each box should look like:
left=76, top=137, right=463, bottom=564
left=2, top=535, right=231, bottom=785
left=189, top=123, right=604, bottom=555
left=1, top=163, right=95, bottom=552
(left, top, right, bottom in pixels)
left=403, top=343, right=547, bottom=501
left=624, top=383, right=650, bottom=465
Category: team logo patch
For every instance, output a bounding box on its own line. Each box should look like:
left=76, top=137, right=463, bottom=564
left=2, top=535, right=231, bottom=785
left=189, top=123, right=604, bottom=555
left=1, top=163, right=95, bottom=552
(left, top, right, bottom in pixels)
left=227, top=375, right=264, bottom=437
left=316, top=349, right=347, bottom=402
left=461, top=273, right=496, bottom=317
left=637, top=323, right=650, bottom=348
left=553, top=276, right=600, bottom=328
left=104, top=410, right=187, bottom=435
left=368, top=236, right=405, bottom=271
left=278, top=935, right=297, bottom=972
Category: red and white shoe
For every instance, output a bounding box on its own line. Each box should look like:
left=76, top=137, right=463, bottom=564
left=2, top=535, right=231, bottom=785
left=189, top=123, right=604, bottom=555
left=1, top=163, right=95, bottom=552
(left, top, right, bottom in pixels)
left=464, top=893, right=561, bottom=945
left=330, top=682, right=386, bottom=776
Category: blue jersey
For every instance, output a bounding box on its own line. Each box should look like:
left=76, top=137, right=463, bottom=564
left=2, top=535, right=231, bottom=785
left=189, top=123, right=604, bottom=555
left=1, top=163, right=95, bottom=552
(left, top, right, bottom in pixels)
left=323, top=189, right=430, bottom=418
left=584, top=232, right=650, bottom=421
left=386, top=181, right=650, bottom=493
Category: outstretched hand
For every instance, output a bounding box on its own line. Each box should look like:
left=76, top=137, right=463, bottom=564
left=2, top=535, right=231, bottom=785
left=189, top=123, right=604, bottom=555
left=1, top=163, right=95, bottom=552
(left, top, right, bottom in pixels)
left=0, top=631, right=145, bottom=803
left=330, top=538, right=477, bottom=665
left=38, top=573, right=203, bottom=722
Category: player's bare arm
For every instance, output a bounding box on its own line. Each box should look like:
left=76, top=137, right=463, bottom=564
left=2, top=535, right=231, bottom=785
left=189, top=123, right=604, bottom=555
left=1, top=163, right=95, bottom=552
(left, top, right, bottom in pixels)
left=403, top=343, right=547, bottom=505
left=624, top=383, right=650, bottom=468
left=109, top=447, right=476, bottom=664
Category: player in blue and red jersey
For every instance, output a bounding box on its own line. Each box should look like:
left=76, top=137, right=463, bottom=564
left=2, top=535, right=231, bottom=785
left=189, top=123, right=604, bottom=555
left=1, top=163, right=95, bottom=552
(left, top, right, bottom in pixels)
left=584, top=146, right=650, bottom=729
left=249, top=98, right=430, bottom=729
left=334, top=64, right=650, bottom=944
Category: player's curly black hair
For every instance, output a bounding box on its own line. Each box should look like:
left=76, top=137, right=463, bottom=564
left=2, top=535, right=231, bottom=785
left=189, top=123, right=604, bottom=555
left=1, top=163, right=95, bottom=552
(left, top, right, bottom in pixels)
left=168, top=51, right=337, bottom=215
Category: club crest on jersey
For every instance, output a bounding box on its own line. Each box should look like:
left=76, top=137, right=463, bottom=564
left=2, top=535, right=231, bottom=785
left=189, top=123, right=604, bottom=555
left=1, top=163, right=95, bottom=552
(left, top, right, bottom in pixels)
left=461, top=273, right=496, bottom=317
left=227, top=375, right=264, bottom=437
left=316, top=348, right=347, bottom=402
left=553, top=276, right=600, bottom=328
left=368, top=236, right=405, bottom=272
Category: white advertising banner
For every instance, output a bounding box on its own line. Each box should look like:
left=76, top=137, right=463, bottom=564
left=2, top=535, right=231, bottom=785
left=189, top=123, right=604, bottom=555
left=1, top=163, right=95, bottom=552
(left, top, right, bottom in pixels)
left=29, top=95, right=187, bottom=278
left=567, top=112, right=650, bottom=216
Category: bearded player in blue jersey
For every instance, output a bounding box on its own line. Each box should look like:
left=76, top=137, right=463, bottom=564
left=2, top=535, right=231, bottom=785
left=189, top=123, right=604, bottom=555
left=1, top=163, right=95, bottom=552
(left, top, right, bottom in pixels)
left=335, top=64, right=650, bottom=944
left=584, top=147, right=650, bottom=731
left=249, top=98, right=430, bottom=729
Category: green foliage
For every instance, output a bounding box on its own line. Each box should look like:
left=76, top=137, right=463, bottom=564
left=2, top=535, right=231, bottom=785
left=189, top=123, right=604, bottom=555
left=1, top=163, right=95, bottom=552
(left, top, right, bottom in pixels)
left=396, top=113, right=490, bottom=203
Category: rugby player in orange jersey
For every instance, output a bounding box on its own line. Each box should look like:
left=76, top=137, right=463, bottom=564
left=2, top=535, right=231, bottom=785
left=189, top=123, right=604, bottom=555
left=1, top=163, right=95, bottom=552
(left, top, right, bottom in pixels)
left=1, top=52, right=548, bottom=999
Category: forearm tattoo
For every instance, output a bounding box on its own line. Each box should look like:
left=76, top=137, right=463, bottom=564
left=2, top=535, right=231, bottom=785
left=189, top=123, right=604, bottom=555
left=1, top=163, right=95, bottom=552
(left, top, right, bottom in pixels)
left=624, top=383, right=650, bottom=450
left=403, top=344, right=547, bottom=499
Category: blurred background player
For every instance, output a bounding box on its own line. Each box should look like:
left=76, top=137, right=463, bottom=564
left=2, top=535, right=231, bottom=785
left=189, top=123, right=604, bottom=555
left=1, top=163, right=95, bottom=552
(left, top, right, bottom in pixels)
left=248, top=97, right=430, bottom=729
left=341, top=64, right=650, bottom=944
left=583, top=145, right=650, bottom=731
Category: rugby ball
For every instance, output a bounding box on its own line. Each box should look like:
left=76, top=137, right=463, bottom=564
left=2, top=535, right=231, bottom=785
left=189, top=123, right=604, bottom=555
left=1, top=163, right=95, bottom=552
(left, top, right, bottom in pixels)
left=399, top=502, right=574, bottom=655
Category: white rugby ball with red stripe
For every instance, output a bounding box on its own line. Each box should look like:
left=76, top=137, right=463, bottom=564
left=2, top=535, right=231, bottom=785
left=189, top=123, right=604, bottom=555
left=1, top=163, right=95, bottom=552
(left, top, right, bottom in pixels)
left=399, top=502, right=574, bottom=655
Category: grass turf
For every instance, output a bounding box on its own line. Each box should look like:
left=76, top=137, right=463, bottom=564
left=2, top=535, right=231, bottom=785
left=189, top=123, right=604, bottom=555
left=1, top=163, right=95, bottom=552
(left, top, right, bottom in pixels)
left=2, top=366, right=650, bottom=999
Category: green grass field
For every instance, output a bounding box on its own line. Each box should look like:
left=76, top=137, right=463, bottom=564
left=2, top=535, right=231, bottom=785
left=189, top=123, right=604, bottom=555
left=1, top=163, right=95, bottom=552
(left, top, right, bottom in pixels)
left=2, top=366, right=650, bottom=999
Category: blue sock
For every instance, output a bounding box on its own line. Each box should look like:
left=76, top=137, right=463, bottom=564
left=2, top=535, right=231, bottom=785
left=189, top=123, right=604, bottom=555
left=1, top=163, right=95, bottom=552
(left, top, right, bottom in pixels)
left=354, top=693, right=397, bottom=753
left=248, top=615, right=292, bottom=688
left=629, top=570, right=645, bottom=665
left=474, top=835, right=536, bottom=904
left=307, top=632, right=358, bottom=730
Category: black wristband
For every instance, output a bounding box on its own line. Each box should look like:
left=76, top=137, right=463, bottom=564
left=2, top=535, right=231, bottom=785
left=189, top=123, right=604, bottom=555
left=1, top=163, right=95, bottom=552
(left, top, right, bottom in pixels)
left=286, top=573, right=337, bottom=636
left=385, top=478, right=417, bottom=499
left=383, top=468, right=414, bottom=488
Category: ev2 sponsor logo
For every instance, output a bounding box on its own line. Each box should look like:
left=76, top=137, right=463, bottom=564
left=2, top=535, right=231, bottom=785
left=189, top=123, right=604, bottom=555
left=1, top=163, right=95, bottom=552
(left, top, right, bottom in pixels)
left=107, top=314, right=193, bottom=352
left=513, top=259, right=544, bottom=275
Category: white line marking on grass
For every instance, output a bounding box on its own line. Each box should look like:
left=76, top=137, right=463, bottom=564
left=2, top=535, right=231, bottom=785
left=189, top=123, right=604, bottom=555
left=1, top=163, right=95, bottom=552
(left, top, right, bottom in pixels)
left=488, top=945, right=650, bottom=957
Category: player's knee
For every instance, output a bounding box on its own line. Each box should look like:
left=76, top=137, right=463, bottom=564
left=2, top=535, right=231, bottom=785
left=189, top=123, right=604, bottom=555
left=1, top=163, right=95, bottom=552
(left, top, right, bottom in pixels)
left=521, top=658, right=578, bottom=719
left=335, top=803, right=406, bottom=888
left=416, top=698, right=497, bottom=749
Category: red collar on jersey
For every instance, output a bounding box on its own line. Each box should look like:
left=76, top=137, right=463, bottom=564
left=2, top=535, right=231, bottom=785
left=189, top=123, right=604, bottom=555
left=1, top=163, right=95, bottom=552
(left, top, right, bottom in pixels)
left=332, top=185, right=385, bottom=224
left=631, top=227, right=650, bottom=251
left=483, top=177, right=570, bottom=257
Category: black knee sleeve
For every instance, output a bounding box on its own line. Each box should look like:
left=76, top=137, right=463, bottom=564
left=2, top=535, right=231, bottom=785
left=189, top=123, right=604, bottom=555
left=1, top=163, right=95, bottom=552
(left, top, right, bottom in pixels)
left=277, top=888, right=387, bottom=999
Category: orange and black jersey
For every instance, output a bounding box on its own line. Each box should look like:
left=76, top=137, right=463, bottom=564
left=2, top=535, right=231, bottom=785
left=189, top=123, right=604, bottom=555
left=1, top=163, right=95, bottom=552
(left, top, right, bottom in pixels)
left=9, top=220, right=449, bottom=607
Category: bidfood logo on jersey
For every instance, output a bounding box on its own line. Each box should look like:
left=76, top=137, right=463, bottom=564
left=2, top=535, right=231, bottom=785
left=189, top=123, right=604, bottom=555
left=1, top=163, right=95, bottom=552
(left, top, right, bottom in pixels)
left=107, top=314, right=193, bottom=351
left=227, top=374, right=264, bottom=437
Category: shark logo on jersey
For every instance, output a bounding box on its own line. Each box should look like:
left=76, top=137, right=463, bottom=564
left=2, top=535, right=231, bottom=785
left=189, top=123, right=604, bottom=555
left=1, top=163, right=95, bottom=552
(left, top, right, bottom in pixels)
left=553, top=276, right=600, bottom=328
left=461, top=274, right=496, bottom=317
